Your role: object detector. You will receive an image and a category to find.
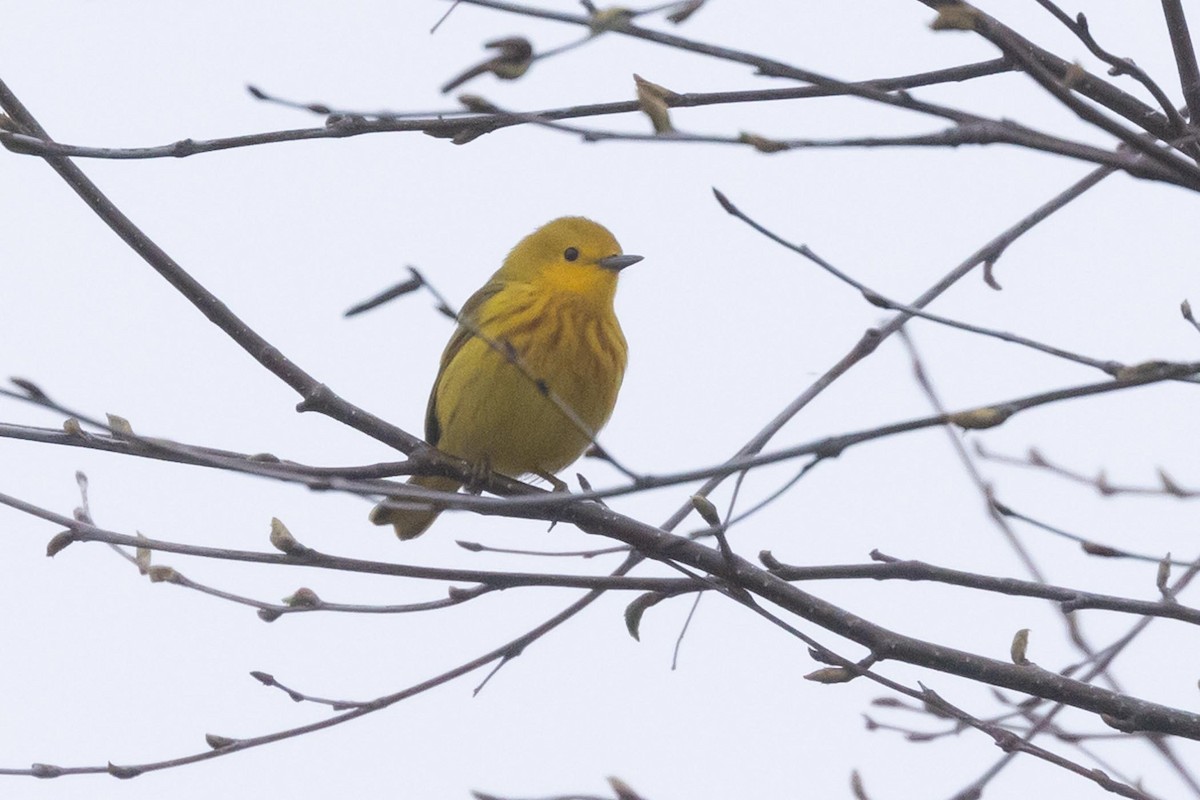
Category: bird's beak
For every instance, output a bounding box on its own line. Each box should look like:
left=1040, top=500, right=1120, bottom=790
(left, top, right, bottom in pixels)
left=598, top=253, right=643, bottom=272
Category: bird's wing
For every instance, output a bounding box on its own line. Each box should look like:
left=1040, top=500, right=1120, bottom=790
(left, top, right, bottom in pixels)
left=424, top=280, right=506, bottom=446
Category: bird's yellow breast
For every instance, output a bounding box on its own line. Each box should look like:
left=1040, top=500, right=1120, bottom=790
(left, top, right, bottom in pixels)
left=431, top=281, right=627, bottom=477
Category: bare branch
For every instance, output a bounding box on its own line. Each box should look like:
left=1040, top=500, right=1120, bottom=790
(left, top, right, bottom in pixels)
left=1034, top=0, right=1189, bottom=134
left=761, top=551, right=1200, bottom=626
left=1161, top=0, right=1200, bottom=122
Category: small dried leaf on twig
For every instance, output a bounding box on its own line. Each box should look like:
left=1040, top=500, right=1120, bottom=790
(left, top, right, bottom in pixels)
left=135, top=532, right=152, bottom=575
left=624, top=591, right=665, bottom=640
left=63, top=417, right=83, bottom=436
left=147, top=565, right=179, bottom=584
left=738, top=131, right=789, bottom=153
left=930, top=5, right=979, bottom=30
left=634, top=74, right=675, bottom=134
left=805, top=666, right=857, bottom=684
left=105, top=413, right=134, bottom=435
left=1010, top=628, right=1031, bottom=666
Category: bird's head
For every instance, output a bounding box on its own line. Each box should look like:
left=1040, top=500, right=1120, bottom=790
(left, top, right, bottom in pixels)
left=498, top=217, right=641, bottom=301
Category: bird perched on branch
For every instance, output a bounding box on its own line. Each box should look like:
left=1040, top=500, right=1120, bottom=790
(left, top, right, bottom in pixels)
left=441, top=36, right=534, bottom=94
left=370, top=217, right=641, bottom=539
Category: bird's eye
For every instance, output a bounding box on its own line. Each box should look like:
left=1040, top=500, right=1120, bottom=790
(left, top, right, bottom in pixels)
left=563, top=247, right=579, bottom=262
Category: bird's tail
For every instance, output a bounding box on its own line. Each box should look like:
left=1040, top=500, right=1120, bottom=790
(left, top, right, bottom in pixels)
left=369, top=474, right=462, bottom=540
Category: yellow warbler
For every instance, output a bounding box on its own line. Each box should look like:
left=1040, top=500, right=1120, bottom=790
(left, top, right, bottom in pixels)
left=371, top=217, right=641, bottom=539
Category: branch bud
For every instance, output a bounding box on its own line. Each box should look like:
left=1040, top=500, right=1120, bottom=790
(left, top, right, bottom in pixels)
left=804, top=666, right=857, bottom=684
left=1063, top=61, right=1086, bottom=89
left=135, top=533, right=152, bottom=575
left=634, top=74, right=675, bottom=134
left=1081, top=541, right=1123, bottom=557
left=269, top=517, right=311, bottom=556
left=46, top=531, right=75, bottom=557
left=738, top=132, right=788, bottom=153
left=588, top=7, right=634, bottom=33
left=147, top=565, right=179, bottom=584
left=1158, top=469, right=1186, bottom=497
left=283, top=587, right=321, bottom=608
left=205, top=733, right=238, bottom=750
left=930, top=5, right=979, bottom=30
left=1156, top=553, right=1172, bottom=597
left=624, top=591, right=665, bottom=641
left=607, top=776, right=646, bottom=800
left=1114, top=360, right=1173, bottom=380
left=106, top=762, right=142, bottom=779
left=1010, top=628, right=1031, bottom=666
left=690, top=494, right=722, bottom=528
left=948, top=405, right=1011, bottom=430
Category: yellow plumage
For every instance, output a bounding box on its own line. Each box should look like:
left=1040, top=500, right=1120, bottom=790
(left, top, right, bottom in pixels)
left=371, top=217, right=640, bottom=539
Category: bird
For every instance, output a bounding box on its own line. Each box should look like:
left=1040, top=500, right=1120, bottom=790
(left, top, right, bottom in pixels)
left=370, top=217, right=641, bottom=539
left=441, top=36, right=534, bottom=95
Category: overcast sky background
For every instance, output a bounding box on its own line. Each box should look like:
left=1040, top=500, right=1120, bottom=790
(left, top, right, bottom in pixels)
left=3, top=2, right=1200, bottom=798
